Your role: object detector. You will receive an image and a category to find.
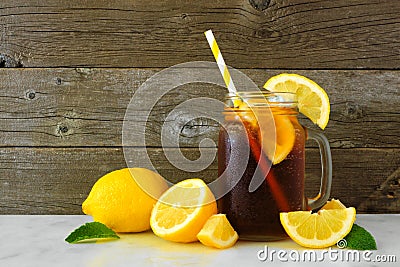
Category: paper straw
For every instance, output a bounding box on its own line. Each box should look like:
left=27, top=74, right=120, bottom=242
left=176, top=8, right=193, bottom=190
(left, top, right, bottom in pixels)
left=204, top=30, right=237, bottom=94
left=204, top=29, right=290, bottom=211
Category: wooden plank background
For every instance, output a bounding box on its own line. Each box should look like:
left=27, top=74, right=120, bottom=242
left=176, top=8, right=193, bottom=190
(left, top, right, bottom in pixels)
left=1, top=0, right=399, bottom=69
left=0, top=0, right=399, bottom=214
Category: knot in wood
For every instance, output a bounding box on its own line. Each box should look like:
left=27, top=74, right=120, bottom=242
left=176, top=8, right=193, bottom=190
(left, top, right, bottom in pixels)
left=180, top=118, right=217, bottom=138
left=25, top=90, right=36, bottom=100
left=249, top=0, right=271, bottom=11
left=255, top=28, right=276, bottom=38
left=344, top=102, right=364, bottom=120
left=0, top=53, right=23, bottom=68
left=57, top=124, right=69, bottom=135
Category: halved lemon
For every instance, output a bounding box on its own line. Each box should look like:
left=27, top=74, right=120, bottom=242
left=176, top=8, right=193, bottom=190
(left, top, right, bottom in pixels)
left=150, top=178, right=217, bottom=243
left=264, top=73, right=330, bottom=130
left=280, top=207, right=356, bottom=248
left=197, top=214, right=239, bottom=249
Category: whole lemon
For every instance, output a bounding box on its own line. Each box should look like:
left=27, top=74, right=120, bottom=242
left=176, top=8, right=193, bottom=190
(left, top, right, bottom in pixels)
left=82, top=168, right=168, bottom=232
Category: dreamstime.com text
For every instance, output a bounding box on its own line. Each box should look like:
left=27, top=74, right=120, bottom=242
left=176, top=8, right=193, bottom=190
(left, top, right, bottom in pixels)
left=257, top=246, right=397, bottom=263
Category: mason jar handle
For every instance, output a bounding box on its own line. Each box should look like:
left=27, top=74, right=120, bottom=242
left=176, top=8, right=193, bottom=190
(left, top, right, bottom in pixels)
left=306, top=128, right=332, bottom=210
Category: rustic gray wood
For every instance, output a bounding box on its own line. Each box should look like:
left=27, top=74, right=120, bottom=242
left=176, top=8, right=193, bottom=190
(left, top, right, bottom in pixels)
left=0, top=147, right=398, bottom=214
left=358, top=167, right=400, bottom=213
left=0, top=68, right=398, bottom=148
left=0, top=0, right=399, bottom=68
left=0, top=0, right=399, bottom=215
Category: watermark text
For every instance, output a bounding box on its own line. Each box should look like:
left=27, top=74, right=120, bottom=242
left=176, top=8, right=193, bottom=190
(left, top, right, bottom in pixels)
left=257, top=245, right=397, bottom=263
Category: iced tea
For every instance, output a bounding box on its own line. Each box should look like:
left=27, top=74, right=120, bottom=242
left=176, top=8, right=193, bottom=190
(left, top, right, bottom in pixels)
left=218, top=92, right=306, bottom=241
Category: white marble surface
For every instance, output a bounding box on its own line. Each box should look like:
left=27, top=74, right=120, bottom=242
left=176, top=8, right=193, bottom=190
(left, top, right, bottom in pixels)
left=0, top=215, right=399, bottom=267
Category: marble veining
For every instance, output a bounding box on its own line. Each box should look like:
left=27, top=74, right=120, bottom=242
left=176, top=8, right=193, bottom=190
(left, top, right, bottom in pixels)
left=0, top=215, right=399, bottom=267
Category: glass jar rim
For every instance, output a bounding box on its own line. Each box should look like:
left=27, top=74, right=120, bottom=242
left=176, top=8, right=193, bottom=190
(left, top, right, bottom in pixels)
left=225, top=91, right=298, bottom=107
left=227, top=91, right=296, bottom=100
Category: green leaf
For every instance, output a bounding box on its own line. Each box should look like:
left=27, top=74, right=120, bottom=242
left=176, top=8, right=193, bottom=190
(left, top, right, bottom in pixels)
left=342, top=223, right=377, bottom=250
left=65, top=222, right=120, bottom=244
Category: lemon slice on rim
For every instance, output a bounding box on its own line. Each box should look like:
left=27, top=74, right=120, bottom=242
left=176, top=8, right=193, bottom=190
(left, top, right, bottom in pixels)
left=197, top=214, right=239, bottom=249
left=280, top=207, right=356, bottom=248
left=150, top=178, right=217, bottom=243
left=263, top=73, right=330, bottom=130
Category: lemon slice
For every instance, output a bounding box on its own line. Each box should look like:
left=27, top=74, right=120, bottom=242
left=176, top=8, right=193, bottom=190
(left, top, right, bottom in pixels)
left=280, top=207, right=356, bottom=248
left=237, top=103, right=295, bottom=165
left=150, top=178, right=217, bottom=243
left=197, top=214, right=239, bottom=249
left=264, top=73, right=330, bottom=130
left=272, top=114, right=296, bottom=164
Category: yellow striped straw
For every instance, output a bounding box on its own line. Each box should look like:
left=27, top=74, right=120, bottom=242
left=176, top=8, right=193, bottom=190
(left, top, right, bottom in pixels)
left=204, top=30, right=237, bottom=95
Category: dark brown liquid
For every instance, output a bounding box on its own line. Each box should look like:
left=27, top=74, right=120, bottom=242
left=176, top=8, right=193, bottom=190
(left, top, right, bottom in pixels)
left=218, top=112, right=306, bottom=241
